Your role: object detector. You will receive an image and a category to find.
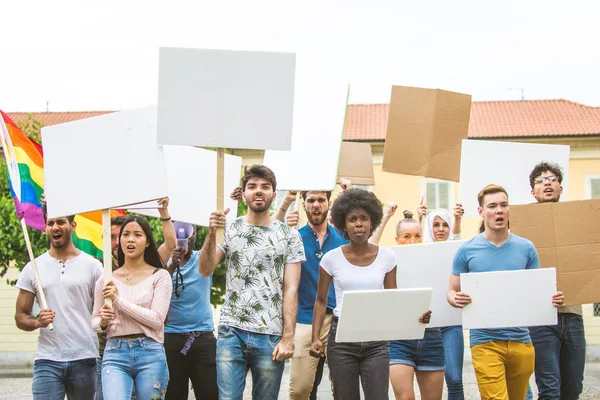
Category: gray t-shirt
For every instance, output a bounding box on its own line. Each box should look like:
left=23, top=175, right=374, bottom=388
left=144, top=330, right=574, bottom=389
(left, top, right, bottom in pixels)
left=16, top=251, right=103, bottom=361
left=218, top=217, right=305, bottom=335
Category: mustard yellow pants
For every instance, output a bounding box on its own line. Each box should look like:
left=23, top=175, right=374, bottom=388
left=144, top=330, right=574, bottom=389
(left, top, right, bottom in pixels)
left=471, top=340, right=535, bottom=400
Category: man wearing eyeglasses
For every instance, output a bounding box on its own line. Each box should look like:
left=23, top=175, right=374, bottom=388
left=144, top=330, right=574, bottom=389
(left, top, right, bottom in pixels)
left=285, top=190, right=349, bottom=400
left=164, top=222, right=218, bottom=400
left=528, top=162, right=586, bottom=400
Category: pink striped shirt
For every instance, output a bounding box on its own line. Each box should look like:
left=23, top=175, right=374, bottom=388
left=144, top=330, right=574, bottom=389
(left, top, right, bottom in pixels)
left=91, top=269, right=172, bottom=344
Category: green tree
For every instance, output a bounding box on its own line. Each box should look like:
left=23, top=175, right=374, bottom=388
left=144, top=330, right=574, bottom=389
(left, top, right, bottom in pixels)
left=16, top=113, right=43, bottom=144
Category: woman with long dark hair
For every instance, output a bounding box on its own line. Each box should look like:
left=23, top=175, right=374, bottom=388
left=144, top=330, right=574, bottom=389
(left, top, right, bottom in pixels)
left=91, top=199, right=176, bottom=400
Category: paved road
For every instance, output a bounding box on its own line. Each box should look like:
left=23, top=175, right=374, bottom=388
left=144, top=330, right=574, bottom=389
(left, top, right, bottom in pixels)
left=2, top=362, right=600, bottom=399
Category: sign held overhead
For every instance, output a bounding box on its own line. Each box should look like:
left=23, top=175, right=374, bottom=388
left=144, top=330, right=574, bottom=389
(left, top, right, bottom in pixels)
left=382, top=86, right=471, bottom=182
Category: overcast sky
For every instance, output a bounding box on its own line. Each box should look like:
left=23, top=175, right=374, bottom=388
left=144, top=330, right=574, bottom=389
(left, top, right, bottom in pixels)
left=1, top=0, right=599, bottom=112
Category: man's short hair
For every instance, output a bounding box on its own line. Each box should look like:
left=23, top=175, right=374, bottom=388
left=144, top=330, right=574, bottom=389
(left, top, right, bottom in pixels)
left=301, top=191, right=332, bottom=201
left=529, top=162, right=564, bottom=189
left=42, top=203, right=75, bottom=224
left=111, top=215, right=126, bottom=226
left=477, top=184, right=508, bottom=207
left=240, top=165, right=277, bottom=192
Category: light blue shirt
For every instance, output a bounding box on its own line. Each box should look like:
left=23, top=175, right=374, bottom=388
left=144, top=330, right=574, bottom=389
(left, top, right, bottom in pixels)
left=165, top=250, right=214, bottom=333
left=452, top=233, right=540, bottom=347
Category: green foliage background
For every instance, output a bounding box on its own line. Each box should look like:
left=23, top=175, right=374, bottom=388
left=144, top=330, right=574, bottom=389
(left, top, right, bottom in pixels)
left=0, top=114, right=244, bottom=306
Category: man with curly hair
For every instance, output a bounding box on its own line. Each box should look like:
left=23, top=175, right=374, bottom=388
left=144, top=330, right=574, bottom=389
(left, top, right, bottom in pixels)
left=528, top=162, right=586, bottom=400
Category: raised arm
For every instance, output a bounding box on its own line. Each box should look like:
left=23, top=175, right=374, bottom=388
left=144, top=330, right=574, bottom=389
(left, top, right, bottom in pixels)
left=272, top=261, right=301, bottom=361
left=369, top=202, right=397, bottom=244
left=452, top=203, right=464, bottom=237
left=273, top=191, right=298, bottom=222
left=157, top=198, right=176, bottom=265
left=199, top=210, right=227, bottom=277
left=15, top=289, right=54, bottom=332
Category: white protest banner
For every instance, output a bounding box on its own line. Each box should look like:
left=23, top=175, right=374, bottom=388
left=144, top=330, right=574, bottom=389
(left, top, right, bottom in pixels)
left=157, top=47, right=296, bottom=150
left=391, top=240, right=463, bottom=328
left=42, top=106, right=168, bottom=219
left=459, top=140, right=570, bottom=217
left=130, top=146, right=241, bottom=227
left=461, top=268, right=557, bottom=330
left=263, top=75, right=349, bottom=191
left=335, top=288, right=432, bottom=342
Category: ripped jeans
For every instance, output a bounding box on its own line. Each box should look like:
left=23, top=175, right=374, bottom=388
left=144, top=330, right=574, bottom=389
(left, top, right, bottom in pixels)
left=102, top=337, right=169, bottom=400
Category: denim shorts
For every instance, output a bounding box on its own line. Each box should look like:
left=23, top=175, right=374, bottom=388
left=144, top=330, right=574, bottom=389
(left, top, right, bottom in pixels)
left=389, top=328, right=445, bottom=371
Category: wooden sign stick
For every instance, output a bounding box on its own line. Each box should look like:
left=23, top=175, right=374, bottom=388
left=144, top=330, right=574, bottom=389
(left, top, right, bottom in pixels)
left=102, top=209, right=113, bottom=307
left=20, top=218, right=54, bottom=331
left=216, top=148, right=225, bottom=243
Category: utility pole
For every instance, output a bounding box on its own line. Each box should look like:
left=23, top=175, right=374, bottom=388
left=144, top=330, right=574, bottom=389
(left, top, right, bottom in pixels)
left=46, top=101, right=50, bottom=112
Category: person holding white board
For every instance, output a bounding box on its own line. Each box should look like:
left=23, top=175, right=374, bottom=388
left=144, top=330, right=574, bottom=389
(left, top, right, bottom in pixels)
left=384, top=208, right=447, bottom=400
left=447, top=184, right=564, bottom=400
left=200, top=165, right=305, bottom=400
left=420, top=204, right=465, bottom=400
left=91, top=200, right=176, bottom=400
left=310, top=189, right=431, bottom=400
left=527, top=162, right=586, bottom=400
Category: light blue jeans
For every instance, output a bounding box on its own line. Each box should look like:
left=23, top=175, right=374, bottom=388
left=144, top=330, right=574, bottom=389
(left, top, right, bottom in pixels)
left=32, top=358, right=97, bottom=400
left=101, top=337, right=169, bottom=400
left=441, top=326, right=465, bottom=400
left=216, top=325, right=285, bottom=400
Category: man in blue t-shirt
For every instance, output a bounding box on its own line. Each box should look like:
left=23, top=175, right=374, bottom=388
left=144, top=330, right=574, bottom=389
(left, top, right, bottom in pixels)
left=282, top=190, right=348, bottom=400
left=165, top=222, right=217, bottom=400
left=447, top=184, right=564, bottom=400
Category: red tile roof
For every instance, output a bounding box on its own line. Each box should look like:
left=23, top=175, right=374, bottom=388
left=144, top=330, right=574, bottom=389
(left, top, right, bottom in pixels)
left=5, top=111, right=114, bottom=128
left=4, top=99, right=600, bottom=144
left=343, top=100, right=600, bottom=141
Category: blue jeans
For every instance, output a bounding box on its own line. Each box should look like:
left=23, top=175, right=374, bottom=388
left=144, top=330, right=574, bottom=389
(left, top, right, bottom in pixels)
left=101, top=337, right=169, bottom=400
left=216, top=325, right=285, bottom=400
left=389, top=328, right=445, bottom=371
left=529, top=313, right=586, bottom=400
left=32, top=358, right=97, bottom=400
left=441, top=326, right=465, bottom=400
left=96, top=357, right=103, bottom=400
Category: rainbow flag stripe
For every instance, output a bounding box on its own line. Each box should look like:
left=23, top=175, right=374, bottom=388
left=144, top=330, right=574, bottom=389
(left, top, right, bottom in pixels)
left=1, top=110, right=125, bottom=258
left=1, top=111, right=45, bottom=231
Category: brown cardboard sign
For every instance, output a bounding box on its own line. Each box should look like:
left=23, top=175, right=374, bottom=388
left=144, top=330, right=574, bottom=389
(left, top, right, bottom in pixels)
left=382, top=86, right=471, bottom=182
left=337, top=141, right=375, bottom=186
left=510, top=199, right=600, bottom=306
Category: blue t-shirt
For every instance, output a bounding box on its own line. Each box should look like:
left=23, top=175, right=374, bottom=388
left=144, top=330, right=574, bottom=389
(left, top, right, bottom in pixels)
left=452, top=233, right=540, bottom=347
left=297, top=224, right=348, bottom=324
left=165, top=250, right=214, bottom=333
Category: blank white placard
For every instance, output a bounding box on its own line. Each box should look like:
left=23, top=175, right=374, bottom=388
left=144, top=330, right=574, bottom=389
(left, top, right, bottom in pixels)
left=459, top=140, right=570, bottom=217
left=42, top=106, right=168, bottom=219
left=157, top=47, right=296, bottom=150
left=461, top=268, right=557, bottom=330
left=130, top=146, right=241, bottom=227
left=391, top=240, right=463, bottom=328
left=335, top=288, right=432, bottom=342
left=263, top=77, right=349, bottom=190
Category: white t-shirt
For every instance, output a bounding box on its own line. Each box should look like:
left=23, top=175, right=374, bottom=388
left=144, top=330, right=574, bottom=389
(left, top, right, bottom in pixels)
left=320, top=246, right=397, bottom=317
left=16, top=251, right=103, bottom=361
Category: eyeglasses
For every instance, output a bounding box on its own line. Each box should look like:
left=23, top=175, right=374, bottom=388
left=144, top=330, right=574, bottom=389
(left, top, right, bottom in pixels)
left=175, top=266, right=185, bottom=297
left=534, top=175, right=559, bottom=185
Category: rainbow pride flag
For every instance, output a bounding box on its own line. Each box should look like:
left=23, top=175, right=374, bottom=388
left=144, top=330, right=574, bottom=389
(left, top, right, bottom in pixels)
left=0, top=111, right=45, bottom=231
left=1, top=111, right=124, bottom=259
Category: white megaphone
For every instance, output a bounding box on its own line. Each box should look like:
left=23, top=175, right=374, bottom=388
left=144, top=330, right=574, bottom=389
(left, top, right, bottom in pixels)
left=173, top=221, right=194, bottom=251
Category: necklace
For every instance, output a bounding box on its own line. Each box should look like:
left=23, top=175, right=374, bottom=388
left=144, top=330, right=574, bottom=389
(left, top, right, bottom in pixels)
left=125, top=276, right=134, bottom=282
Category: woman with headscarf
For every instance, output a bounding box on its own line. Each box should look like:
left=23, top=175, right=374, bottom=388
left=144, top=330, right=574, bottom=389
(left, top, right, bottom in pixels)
left=420, top=203, right=465, bottom=400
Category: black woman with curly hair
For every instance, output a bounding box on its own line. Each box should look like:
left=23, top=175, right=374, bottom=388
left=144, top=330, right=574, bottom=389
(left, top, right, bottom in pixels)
left=310, top=189, right=430, bottom=399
